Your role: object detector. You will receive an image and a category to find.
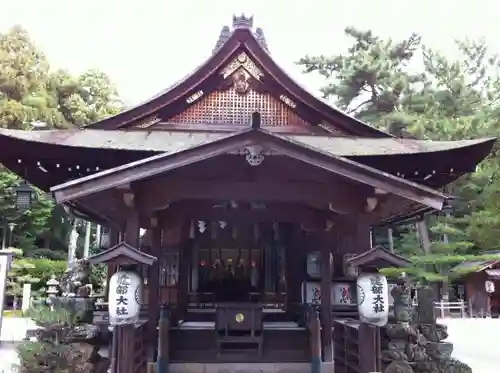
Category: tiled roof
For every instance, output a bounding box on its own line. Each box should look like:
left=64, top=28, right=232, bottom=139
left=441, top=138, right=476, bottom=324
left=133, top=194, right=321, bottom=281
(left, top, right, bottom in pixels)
left=0, top=128, right=494, bottom=157
left=451, top=250, right=500, bottom=272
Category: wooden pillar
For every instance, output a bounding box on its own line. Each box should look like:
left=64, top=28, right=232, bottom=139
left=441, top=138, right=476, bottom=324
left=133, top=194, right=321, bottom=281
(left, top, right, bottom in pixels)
left=176, top=220, right=192, bottom=320
left=285, top=223, right=305, bottom=314
left=116, top=211, right=141, bottom=373
left=125, top=212, right=140, bottom=248
left=320, top=232, right=334, bottom=363
left=108, top=228, right=120, bottom=373
left=156, top=304, right=170, bottom=373
left=148, top=222, right=162, bottom=347
left=309, top=307, right=322, bottom=373
left=359, top=323, right=381, bottom=373
left=106, top=229, right=120, bottom=301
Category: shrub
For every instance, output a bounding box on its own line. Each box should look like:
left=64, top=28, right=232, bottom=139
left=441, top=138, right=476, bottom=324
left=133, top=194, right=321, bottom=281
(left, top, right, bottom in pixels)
left=15, top=306, right=93, bottom=373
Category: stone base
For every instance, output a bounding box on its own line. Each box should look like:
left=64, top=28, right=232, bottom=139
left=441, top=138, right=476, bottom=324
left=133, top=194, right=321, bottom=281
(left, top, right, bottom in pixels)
left=169, top=363, right=311, bottom=373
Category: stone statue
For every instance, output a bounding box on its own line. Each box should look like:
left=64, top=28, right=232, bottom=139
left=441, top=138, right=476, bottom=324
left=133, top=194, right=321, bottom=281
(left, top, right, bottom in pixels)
left=416, top=287, right=436, bottom=324
left=68, top=226, right=78, bottom=266
left=60, top=259, right=91, bottom=296
left=382, top=282, right=472, bottom=373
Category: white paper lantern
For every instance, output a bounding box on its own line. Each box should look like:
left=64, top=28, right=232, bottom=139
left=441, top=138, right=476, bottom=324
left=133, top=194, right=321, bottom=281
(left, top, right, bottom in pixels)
left=108, top=271, right=142, bottom=326
left=357, top=273, right=389, bottom=327
left=485, top=280, right=495, bottom=293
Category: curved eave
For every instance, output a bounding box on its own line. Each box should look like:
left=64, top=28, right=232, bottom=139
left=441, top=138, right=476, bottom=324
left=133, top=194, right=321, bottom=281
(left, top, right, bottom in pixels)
left=354, top=137, right=496, bottom=188
left=0, top=131, right=154, bottom=192
left=0, top=129, right=494, bottom=192
left=85, top=27, right=390, bottom=137
left=85, top=29, right=246, bottom=130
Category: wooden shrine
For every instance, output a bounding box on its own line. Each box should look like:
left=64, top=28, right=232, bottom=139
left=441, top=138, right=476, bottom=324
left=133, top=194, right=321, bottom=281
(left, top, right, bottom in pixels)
left=0, top=14, right=495, bottom=373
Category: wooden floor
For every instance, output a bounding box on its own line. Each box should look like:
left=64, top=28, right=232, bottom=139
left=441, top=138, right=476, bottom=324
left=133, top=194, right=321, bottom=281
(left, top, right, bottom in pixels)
left=170, top=321, right=310, bottom=363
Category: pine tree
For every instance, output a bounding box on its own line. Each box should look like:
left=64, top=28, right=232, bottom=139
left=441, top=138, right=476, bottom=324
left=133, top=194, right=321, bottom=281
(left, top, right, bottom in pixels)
left=298, top=28, right=500, bottom=284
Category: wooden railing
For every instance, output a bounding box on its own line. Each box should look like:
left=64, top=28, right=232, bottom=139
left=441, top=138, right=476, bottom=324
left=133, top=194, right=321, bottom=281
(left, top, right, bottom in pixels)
left=133, top=322, right=148, bottom=373
left=333, top=319, right=381, bottom=373
left=186, top=291, right=287, bottom=311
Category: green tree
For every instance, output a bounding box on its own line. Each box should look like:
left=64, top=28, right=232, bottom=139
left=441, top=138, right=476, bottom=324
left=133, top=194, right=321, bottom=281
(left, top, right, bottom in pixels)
left=0, top=25, right=123, bottom=259
left=298, top=28, right=500, bottom=284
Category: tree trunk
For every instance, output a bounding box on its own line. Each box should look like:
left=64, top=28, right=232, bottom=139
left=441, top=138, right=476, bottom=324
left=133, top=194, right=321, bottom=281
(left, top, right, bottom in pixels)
left=83, top=221, right=91, bottom=258
left=388, top=228, right=395, bottom=253
left=416, top=220, right=431, bottom=254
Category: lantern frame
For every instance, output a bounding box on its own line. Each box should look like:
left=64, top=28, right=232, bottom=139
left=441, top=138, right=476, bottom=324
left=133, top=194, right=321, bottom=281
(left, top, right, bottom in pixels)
left=14, top=181, right=36, bottom=211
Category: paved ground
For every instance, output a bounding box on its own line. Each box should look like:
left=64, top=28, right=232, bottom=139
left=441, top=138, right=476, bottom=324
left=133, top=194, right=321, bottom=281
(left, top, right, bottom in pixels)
left=440, top=318, right=500, bottom=372
left=0, top=318, right=498, bottom=372
left=0, top=318, right=38, bottom=373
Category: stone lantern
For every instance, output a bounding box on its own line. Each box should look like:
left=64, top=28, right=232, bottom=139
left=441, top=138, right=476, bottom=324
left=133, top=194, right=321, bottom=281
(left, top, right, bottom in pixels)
left=46, top=275, right=60, bottom=299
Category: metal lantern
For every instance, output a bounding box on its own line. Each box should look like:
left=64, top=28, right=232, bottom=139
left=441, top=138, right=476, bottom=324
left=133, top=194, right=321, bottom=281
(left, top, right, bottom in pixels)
left=100, top=226, right=111, bottom=249
left=14, top=181, right=35, bottom=210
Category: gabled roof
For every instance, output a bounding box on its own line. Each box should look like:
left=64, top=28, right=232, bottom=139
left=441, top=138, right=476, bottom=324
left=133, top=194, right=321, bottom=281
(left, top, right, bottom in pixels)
left=85, top=16, right=389, bottom=138
left=451, top=250, right=500, bottom=273
left=346, top=246, right=412, bottom=268
left=51, top=127, right=449, bottom=214
left=87, top=241, right=157, bottom=265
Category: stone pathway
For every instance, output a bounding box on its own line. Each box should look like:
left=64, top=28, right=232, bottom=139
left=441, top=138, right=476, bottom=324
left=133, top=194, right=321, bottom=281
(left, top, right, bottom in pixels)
left=0, top=318, right=38, bottom=373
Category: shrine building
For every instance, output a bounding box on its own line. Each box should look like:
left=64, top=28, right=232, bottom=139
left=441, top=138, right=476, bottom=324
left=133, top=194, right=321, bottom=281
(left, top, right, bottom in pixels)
left=0, top=15, right=494, bottom=373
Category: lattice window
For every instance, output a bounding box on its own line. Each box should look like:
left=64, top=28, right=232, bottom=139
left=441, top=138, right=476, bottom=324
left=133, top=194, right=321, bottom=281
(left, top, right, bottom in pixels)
left=159, top=252, right=179, bottom=287
left=166, top=87, right=312, bottom=127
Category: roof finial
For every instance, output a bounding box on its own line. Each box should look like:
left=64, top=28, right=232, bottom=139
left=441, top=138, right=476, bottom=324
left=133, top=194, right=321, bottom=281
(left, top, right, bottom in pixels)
left=255, top=27, right=268, bottom=51
left=232, top=14, right=253, bottom=29
left=212, top=25, right=232, bottom=54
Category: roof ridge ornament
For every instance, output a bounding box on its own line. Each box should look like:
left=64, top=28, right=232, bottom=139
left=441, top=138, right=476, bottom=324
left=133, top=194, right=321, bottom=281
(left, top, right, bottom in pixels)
left=232, top=14, right=254, bottom=29
left=255, top=28, right=268, bottom=51
left=212, top=26, right=232, bottom=54
left=212, top=15, right=269, bottom=54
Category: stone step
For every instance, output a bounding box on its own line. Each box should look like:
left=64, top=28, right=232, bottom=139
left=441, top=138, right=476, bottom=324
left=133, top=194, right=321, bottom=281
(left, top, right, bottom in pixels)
left=168, top=363, right=311, bottom=373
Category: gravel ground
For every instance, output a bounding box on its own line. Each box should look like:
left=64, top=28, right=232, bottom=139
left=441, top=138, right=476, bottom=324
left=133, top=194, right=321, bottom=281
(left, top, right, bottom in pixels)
left=0, top=317, right=498, bottom=372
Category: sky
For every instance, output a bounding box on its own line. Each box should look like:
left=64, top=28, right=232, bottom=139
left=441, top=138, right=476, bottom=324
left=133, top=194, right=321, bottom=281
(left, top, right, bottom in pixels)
left=2, top=0, right=499, bottom=105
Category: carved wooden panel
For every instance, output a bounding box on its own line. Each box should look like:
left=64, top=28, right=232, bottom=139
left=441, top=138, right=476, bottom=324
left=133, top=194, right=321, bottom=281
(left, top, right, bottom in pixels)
left=166, top=87, right=313, bottom=127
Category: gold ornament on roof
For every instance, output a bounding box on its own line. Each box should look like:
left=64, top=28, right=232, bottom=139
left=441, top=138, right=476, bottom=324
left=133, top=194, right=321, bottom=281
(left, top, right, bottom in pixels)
left=232, top=69, right=251, bottom=94
left=136, top=116, right=160, bottom=129
left=279, top=94, right=296, bottom=108
left=221, top=52, right=263, bottom=81
left=186, top=90, right=204, bottom=104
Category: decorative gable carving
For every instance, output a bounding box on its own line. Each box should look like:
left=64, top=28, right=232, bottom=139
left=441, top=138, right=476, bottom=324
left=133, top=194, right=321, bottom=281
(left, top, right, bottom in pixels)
left=165, top=87, right=312, bottom=127
left=221, top=52, right=263, bottom=81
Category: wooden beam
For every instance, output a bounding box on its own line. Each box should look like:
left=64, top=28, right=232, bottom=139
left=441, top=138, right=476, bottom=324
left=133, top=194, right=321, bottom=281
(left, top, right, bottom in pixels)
left=158, top=201, right=337, bottom=225
left=320, top=233, right=334, bottom=362
left=252, top=134, right=447, bottom=210
left=50, top=128, right=448, bottom=213
left=51, top=129, right=258, bottom=203
left=135, top=179, right=367, bottom=214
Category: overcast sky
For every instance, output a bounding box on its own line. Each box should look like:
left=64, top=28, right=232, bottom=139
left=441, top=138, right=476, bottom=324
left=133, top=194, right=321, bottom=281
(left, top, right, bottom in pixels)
left=2, top=0, right=499, bottom=105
